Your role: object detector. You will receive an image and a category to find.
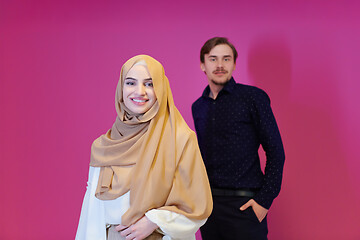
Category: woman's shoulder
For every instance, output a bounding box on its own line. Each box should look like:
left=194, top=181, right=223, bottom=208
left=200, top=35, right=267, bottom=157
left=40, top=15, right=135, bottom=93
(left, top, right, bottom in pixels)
left=173, top=110, right=197, bottom=142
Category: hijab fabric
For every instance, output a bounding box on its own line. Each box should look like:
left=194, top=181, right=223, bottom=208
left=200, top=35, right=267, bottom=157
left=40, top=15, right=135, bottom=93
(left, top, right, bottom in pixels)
left=90, top=55, right=212, bottom=226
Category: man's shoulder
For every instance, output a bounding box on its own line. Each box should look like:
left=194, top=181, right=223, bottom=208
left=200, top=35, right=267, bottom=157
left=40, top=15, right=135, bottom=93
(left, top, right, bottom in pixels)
left=234, top=82, right=265, bottom=93
left=192, top=95, right=205, bottom=110
left=234, top=82, right=269, bottom=100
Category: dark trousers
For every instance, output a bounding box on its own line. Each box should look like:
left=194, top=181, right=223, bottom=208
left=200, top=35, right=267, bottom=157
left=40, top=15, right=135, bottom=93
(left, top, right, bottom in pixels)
left=201, top=195, right=268, bottom=240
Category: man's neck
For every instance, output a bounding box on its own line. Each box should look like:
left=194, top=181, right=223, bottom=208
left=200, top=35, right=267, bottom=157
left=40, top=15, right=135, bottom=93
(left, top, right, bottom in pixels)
left=208, top=84, right=224, bottom=99
left=208, top=78, right=231, bottom=99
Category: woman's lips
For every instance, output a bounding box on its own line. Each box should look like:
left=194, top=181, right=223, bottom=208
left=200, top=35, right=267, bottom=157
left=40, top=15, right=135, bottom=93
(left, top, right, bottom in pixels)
left=131, top=98, right=148, bottom=105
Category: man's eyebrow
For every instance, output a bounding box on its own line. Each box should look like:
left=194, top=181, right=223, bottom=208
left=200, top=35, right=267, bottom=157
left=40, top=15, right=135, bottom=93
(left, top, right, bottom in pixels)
left=208, top=55, right=232, bottom=58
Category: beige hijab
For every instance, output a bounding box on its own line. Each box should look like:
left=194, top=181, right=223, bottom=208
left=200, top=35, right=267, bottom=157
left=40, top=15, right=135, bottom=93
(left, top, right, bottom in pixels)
left=90, top=55, right=212, bottom=226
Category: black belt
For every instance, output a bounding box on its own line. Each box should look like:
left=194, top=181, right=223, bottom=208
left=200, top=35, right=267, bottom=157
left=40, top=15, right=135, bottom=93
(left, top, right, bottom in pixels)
left=211, top=188, right=256, bottom=197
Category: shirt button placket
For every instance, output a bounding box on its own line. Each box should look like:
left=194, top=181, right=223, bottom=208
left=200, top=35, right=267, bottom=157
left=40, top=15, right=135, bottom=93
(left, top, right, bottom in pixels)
left=212, top=101, right=216, bottom=121
left=211, top=100, right=216, bottom=149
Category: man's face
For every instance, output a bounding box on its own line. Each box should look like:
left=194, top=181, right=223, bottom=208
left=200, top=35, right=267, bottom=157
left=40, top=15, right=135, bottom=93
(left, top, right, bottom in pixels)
left=201, top=44, right=236, bottom=86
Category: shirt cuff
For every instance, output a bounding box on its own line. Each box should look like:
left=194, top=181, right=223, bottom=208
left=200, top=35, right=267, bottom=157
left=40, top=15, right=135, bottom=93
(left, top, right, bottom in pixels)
left=253, top=191, right=275, bottom=209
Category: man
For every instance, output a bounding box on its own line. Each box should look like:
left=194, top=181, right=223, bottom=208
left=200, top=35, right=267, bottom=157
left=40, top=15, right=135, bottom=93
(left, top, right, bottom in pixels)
left=192, top=37, right=285, bottom=240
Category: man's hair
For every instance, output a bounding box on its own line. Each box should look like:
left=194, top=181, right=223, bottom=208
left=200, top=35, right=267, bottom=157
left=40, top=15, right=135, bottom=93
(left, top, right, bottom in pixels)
left=200, top=37, right=238, bottom=63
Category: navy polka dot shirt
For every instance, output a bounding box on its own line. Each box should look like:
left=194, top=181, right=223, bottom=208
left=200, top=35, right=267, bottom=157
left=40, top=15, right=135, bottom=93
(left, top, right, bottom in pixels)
left=192, top=78, right=285, bottom=209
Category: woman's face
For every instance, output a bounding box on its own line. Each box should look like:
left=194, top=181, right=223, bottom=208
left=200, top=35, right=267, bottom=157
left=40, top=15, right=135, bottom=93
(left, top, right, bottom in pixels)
left=123, top=64, right=157, bottom=114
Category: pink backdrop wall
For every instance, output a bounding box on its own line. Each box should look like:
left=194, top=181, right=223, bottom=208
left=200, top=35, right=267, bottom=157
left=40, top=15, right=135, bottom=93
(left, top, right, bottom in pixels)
left=1, top=0, right=360, bottom=239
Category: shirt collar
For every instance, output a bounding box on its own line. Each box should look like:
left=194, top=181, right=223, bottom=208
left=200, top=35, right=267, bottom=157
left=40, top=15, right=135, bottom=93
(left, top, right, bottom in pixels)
left=201, top=77, right=236, bottom=98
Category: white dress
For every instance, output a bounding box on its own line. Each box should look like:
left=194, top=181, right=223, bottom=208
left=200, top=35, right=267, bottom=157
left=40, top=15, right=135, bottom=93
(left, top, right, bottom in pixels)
left=75, top=167, right=206, bottom=240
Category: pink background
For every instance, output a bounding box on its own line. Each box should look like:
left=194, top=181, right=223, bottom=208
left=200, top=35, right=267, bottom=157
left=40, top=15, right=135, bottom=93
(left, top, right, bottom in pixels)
left=1, top=0, right=360, bottom=239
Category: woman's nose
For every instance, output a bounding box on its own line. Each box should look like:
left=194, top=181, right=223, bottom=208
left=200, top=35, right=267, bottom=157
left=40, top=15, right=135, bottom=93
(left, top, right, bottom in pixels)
left=135, top=84, right=146, bottom=95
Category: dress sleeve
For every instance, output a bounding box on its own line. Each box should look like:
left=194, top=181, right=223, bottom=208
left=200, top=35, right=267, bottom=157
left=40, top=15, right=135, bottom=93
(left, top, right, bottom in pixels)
left=75, top=166, right=107, bottom=240
left=145, top=209, right=206, bottom=240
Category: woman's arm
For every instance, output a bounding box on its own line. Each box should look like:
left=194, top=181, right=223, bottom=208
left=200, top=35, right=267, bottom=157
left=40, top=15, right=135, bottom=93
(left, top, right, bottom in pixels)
left=145, top=209, right=206, bottom=240
left=75, top=167, right=107, bottom=240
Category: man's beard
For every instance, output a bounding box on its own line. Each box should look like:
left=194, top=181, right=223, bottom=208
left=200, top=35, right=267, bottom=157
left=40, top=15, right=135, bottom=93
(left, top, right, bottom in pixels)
left=210, top=67, right=230, bottom=86
left=210, top=79, right=227, bottom=86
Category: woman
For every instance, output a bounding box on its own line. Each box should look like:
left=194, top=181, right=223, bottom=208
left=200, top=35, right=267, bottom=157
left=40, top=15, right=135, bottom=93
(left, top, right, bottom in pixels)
left=76, top=55, right=213, bottom=240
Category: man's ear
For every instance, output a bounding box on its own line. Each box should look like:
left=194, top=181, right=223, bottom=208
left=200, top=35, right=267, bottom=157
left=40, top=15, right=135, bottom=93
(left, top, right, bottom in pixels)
left=200, top=62, right=205, bottom=72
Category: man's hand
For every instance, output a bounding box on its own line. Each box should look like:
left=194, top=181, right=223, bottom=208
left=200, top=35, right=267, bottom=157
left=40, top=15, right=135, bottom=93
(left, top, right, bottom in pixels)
left=115, top=216, right=158, bottom=240
left=240, top=199, right=268, bottom=222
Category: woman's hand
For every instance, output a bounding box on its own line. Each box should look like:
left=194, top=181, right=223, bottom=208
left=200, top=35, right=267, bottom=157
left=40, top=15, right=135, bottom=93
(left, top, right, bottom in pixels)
left=115, top=216, right=159, bottom=240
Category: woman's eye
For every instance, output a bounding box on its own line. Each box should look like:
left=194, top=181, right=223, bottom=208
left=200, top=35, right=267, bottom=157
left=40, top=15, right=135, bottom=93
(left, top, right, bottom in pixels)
left=145, top=82, right=153, bottom=87
left=125, top=81, right=135, bottom=85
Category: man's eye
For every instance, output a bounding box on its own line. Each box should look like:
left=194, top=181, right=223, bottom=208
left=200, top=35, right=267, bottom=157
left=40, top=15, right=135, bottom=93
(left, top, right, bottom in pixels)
left=210, top=58, right=216, bottom=62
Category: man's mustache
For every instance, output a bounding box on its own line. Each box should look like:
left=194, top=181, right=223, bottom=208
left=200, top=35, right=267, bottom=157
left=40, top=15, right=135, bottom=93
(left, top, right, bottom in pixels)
left=213, top=68, right=228, bottom=74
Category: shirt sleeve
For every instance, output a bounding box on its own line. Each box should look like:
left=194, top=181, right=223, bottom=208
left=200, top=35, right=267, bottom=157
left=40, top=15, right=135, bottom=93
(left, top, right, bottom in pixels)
left=251, top=89, right=285, bottom=209
left=145, top=209, right=206, bottom=240
left=75, top=166, right=107, bottom=240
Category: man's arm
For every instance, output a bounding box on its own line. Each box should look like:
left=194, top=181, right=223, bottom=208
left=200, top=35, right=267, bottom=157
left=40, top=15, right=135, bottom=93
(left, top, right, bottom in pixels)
left=252, top=89, right=285, bottom=209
